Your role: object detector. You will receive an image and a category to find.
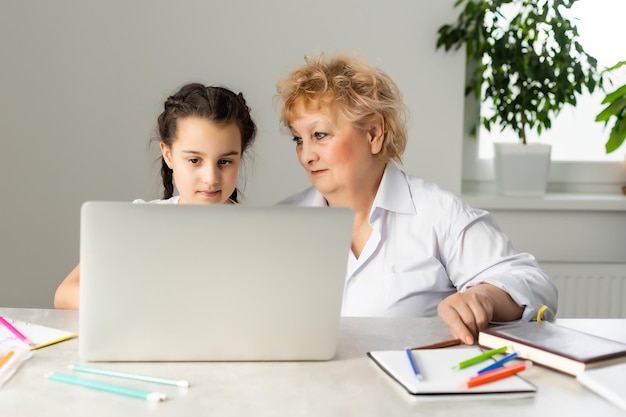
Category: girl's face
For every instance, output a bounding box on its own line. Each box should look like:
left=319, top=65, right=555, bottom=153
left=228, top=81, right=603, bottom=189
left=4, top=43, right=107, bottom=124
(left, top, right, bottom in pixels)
left=160, top=116, right=242, bottom=204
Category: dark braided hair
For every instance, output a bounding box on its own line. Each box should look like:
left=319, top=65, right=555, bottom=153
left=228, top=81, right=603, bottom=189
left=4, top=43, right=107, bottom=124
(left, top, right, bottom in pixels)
left=157, top=83, right=257, bottom=202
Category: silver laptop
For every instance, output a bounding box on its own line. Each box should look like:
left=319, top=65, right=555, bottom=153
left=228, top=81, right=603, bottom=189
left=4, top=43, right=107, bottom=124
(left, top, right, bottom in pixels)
left=78, top=202, right=353, bottom=362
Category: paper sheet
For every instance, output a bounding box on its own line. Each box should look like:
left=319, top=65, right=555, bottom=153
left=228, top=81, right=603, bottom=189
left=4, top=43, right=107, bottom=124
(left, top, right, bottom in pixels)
left=0, top=317, right=76, bottom=354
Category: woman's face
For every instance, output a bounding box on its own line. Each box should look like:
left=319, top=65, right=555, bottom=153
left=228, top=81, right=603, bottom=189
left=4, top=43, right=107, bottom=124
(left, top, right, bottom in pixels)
left=160, top=116, right=242, bottom=204
left=288, top=101, right=384, bottom=201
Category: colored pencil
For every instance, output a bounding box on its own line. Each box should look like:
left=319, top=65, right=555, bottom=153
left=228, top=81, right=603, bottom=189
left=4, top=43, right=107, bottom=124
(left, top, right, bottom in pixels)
left=463, top=362, right=530, bottom=388
left=0, top=316, right=33, bottom=347
left=452, top=346, right=508, bottom=370
left=404, top=348, right=424, bottom=381
left=410, top=338, right=462, bottom=350
left=0, top=351, right=15, bottom=368
left=476, top=352, right=519, bottom=374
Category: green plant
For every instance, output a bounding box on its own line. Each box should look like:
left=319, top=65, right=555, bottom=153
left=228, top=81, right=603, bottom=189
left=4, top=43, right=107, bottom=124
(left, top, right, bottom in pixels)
left=595, top=60, right=626, bottom=154
left=436, top=0, right=603, bottom=145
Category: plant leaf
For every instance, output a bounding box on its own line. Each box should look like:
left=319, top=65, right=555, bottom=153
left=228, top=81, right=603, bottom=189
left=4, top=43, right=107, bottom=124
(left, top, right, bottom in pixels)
left=601, top=84, right=626, bottom=105
left=605, top=60, right=626, bottom=73
left=595, top=96, right=626, bottom=122
left=605, top=116, right=626, bottom=153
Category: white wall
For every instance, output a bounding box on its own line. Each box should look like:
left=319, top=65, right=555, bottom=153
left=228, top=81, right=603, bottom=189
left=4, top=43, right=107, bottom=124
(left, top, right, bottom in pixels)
left=0, top=1, right=465, bottom=307
left=482, top=209, right=626, bottom=318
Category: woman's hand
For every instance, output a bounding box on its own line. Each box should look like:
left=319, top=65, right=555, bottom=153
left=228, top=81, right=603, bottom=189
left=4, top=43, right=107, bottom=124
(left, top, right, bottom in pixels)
left=437, top=284, right=523, bottom=345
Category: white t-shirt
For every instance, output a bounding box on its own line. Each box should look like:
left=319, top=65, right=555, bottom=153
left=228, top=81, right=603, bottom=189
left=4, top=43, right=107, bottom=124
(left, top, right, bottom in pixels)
left=279, top=162, right=558, bottom=321
left=133, top=196, right=237, bottom=204
left=133, top=196, right=180, bottom=204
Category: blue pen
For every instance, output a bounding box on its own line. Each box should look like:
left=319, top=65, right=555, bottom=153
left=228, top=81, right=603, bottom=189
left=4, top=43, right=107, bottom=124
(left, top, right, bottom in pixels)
left=404, top=347, right=424, bottom=381
left=476, top=352, right=518, bottom=374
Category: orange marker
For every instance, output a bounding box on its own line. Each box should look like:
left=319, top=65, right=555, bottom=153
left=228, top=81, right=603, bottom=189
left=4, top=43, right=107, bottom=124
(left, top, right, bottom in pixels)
left=0, top=351, right=15, bottom=368
left=463, top=361, right=530, bottom=388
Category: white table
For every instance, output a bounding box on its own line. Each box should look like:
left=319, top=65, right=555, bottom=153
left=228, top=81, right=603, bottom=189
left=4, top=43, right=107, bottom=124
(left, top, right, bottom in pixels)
left=1, top=308, right=625, bottom=416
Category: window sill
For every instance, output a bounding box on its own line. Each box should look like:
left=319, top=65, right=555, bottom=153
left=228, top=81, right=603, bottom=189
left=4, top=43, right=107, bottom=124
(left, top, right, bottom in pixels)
left=462, top=192, right=626, bottom=212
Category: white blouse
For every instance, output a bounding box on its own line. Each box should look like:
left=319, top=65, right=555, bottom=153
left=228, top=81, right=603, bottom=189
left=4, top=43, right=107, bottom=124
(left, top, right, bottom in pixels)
left=279, top=163, right=558, bottom=321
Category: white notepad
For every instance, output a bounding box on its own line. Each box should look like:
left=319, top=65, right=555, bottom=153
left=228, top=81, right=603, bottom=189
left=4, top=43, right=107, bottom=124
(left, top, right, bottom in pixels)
left=0, top=318, right=76, bottom=354
left=368, top=347, right=536, bottom=400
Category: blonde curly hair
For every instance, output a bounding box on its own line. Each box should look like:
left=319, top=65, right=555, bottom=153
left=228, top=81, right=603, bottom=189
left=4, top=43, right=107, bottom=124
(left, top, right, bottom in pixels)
left=276, top=54, right=408, bottom=163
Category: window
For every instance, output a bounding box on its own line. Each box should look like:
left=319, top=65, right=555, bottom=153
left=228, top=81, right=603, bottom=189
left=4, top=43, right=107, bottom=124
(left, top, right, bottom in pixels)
left=464, top=0, right=626, bottom=193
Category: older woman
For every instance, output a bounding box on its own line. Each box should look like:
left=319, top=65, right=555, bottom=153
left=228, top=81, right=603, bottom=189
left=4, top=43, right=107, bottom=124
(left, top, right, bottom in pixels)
left=276, top=54, right=557, bottom=345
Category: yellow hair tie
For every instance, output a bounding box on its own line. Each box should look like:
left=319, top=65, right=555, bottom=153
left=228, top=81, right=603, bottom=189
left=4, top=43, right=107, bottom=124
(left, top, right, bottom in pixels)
left=536, top=305, right=548, bottom=322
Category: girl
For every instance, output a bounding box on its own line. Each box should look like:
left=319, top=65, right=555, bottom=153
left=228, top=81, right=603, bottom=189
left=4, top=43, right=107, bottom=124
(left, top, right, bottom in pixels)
left=54, top=83, right=257, bottom=309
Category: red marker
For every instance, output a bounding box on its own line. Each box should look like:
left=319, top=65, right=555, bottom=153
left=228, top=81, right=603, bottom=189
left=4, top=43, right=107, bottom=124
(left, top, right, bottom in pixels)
left=463, top=361, right=531, bottom=388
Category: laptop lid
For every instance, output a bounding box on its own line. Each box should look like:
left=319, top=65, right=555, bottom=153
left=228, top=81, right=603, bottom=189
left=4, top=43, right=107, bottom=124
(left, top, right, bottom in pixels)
left=78, top=201, right=353, bottom=362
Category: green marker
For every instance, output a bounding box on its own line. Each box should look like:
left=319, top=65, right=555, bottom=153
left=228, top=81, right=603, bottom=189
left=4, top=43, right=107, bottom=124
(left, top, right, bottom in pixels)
left=452, top=346, right=508, bottom=370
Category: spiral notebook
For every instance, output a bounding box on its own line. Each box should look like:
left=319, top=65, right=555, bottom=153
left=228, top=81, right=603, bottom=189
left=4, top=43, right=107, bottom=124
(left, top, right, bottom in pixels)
left=368, top=346, right=536, bottom=400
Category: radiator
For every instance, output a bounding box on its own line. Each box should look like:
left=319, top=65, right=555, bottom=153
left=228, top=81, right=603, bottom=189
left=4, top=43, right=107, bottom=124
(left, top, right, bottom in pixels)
left=542, top=263, right=626, bottom=318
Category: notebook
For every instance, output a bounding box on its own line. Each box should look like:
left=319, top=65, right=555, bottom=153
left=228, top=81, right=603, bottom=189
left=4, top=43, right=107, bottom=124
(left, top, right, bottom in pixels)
left=368, top=347, right=537, bottom=400
left=0, top=318, right=76, bottom=354
left=478, top=321, right=626, bottom=377
left=78, top=201, right=354, bottom=362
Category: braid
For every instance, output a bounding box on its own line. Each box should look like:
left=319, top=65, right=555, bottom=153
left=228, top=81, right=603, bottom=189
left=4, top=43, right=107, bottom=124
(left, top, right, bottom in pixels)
left=160, top=157, right=174, bottom=199
left=228, top=189, right=238, bottom=203
left=164, top=94, right=186, bottom=112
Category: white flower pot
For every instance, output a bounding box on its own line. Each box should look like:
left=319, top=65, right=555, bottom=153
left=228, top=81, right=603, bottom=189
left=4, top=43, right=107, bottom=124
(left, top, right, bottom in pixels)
left=494, top=142, right=552, bottom=197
